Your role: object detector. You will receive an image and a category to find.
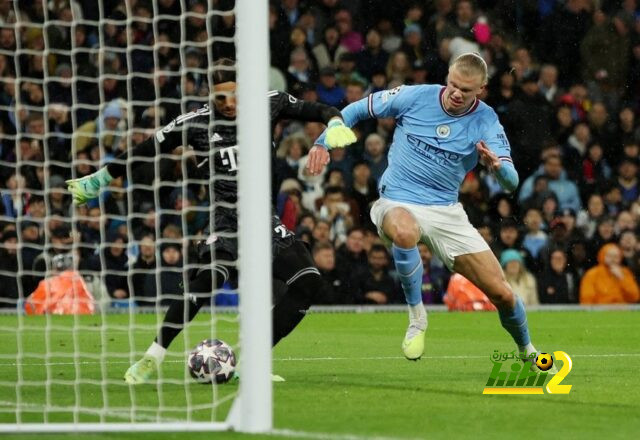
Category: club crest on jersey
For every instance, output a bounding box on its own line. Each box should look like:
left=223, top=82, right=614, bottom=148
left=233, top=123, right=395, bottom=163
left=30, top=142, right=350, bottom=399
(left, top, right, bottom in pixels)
left=436, top=124, right=451, bottom=138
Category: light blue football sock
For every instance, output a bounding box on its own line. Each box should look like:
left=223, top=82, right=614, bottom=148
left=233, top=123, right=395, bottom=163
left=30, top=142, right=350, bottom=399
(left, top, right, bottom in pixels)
left=497, top=295, right=531, bottom=347
left=392, top=244, right=423, bottom=306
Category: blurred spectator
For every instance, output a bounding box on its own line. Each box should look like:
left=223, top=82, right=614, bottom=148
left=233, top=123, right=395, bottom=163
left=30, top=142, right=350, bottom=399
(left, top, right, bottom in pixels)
left=587, top=216, right=618, bottom=266
left=73, top=100, right=123, bottom=160
left=351, top=244, right=398, bottom=304
left=501, top=249, right=539, bottom=306
left=350, top=161, right=378, bottom=227
left=504, top=72, right=554, bottom=178
left=131, top=232, right=156, bottom=305
left=335, top=52, right=367, bottom=88
left=386, top=50, right=412, bottom=84
left=146, top=242, right=182, bottom=306
left=312, top=218, right=332, bottom=245
left=538, top=64, right=562, bottom=104
left=522, top=207, right=548, bottom=266
left=316, top=67, right=345, bottom=107
left=491, top=218, right=521, bottom=258
left=335, top=227, right=368, bottom=275
left=363, top=133, right=388, bottom=184
left=588, top=102, right=617, bottom=152
left=580, top=243, right=640, bottom=304
left=582, top=141, right=613, bottom=194
left=616, top=158, right=639, bottom=206
left=619, top=230, right=640, bottom=279
left=286, top=47, right=316, bottom=97
left=334, top=9, right=363, bottom=53
left=90, top=231, right=128, bottom=300
left=356, top=29, right=389, bottom=81
left=437, top=0, right=477, bottom=43
left=418, top=243, right=448, bottom=305
left=318, top=186, right=354, bottom=246
left=577, top=193, right=607, bottom=239
left=537, top=0, right=591, bottom=86
left=537, top=248, right=578, bottom=303
left=31, top=223, right=74, bottom=294
left=0, top=229, right=18, bottom=307
left=519, top=154, right=582, bottom=212
left=313, top=25, right=348, bottom=70
left=312, top=241, right=348, bottom=304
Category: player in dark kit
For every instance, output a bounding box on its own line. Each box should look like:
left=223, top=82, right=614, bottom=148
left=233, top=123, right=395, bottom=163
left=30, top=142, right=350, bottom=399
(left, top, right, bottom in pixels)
left=67, top=59, right=356, bottom=383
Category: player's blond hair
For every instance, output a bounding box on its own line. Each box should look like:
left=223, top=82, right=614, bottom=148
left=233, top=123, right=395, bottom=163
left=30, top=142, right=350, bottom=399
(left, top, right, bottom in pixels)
left=450, top=53, right=488, bottom=85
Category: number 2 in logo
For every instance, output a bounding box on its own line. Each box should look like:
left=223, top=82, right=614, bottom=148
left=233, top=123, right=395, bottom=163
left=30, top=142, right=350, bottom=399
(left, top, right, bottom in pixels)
left=545, top=351, right=573, bottom=394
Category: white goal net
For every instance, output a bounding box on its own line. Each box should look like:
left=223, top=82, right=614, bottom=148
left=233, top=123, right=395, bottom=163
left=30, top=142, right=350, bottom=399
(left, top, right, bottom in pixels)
left=0, top=0, right=270, bottom=433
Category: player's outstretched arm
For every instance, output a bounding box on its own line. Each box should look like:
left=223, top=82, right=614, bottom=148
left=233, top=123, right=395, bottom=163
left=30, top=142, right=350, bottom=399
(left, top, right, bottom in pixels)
left=67, top=117, right=186, bottom=205
left=476, top=140, right=519, bottom=193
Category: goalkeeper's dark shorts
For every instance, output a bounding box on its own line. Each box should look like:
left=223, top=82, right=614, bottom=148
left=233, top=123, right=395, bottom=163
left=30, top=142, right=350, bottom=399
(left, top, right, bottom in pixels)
left=194, top=207, right=311, bottom=289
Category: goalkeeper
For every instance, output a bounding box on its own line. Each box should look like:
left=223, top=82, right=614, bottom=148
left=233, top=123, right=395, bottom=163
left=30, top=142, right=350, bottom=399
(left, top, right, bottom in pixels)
left=67, top=58, right=356, bottom=384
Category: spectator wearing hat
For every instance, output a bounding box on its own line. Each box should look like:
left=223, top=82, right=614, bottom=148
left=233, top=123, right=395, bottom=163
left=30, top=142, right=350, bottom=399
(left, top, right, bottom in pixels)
left=519, top=154, right=582, bottom=212
left=400, top=24, right=426, bottom=68
left=580, top=243, right=640, bottom=304
left=356, top=28, right=389, bottom=82
left=0, top=229, right=19, bottom=307
left=500, top=249, right=539, bottom=306
left=72, top=99, right=123, bottom=159
left=316, top=66, right=345, bottom=108
left=538, top=248, right=578, bottom=304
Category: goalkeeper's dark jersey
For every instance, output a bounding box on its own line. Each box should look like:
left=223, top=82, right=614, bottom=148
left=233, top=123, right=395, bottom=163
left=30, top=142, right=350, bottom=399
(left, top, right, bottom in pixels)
left=107, top=91, right=340, bottom=206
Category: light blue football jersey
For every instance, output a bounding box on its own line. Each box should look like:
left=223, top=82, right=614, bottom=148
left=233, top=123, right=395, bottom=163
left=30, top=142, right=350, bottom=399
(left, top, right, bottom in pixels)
left=317, top=84, right=516, bottom=206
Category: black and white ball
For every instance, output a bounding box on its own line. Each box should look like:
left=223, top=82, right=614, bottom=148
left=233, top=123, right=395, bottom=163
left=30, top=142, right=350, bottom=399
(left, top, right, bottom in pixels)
left=187, top=339, right=236, bottom=384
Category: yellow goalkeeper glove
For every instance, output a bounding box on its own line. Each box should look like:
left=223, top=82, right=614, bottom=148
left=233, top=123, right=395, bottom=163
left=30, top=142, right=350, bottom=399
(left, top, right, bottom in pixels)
left=325, top=118, right=356, bottom=149
left=66, top=167, right=113, bottom=205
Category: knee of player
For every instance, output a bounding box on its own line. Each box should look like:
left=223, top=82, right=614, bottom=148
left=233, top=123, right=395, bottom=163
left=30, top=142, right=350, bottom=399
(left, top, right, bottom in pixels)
left=489, top=280, right=515, bottom=307
left=390, top=226, right=420, bottom=248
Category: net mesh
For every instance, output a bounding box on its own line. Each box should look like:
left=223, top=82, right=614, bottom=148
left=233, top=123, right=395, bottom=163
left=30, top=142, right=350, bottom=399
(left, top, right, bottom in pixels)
left=0, top=0, right=242, bottom=426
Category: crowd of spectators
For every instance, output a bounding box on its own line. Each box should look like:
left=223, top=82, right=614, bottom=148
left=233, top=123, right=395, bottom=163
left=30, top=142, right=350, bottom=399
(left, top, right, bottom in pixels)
left=1, top=0, right=640, bottom=309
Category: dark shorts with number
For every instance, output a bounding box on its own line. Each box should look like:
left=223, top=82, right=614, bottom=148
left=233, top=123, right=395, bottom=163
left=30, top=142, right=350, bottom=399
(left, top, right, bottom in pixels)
left=194, top=207, right=313, bottom=289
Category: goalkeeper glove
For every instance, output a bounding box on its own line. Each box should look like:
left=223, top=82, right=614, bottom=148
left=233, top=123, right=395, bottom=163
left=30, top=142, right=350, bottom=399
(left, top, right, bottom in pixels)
left=66, top=167, right=113, bottom=205
left=325, top=118, right=356, bottom=149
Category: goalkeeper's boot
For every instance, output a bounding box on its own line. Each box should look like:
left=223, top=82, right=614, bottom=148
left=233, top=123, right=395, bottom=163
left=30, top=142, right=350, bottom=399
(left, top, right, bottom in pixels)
left=402, top=320, right=426, bottom=361
left=66, top=167, right=113, bottom=205
left=124, top=355, right=158, bottom=384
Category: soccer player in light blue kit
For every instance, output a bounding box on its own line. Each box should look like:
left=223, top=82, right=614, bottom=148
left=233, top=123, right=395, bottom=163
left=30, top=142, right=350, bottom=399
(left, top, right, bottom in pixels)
left=307, top=53, right=542, bottom=366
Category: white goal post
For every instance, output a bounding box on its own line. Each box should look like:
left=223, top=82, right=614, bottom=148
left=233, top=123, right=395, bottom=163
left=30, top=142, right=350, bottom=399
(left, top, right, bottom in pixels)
left=0, top=0, right=271, bottom=434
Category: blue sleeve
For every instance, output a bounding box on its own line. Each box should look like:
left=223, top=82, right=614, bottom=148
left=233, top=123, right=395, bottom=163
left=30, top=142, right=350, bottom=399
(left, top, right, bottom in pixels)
left=482, top=113, right=519, bottom=193
left=314, top=85, right=416, bottom=148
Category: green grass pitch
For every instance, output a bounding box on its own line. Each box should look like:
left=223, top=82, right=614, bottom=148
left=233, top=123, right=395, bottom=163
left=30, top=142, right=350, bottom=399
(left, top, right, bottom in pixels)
left=1, top=310, right=639, bottom=439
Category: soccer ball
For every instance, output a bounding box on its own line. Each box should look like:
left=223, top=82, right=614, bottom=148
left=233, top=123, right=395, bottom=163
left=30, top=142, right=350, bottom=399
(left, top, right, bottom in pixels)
left=535, top=353, right=554, bottom=371
left=187, top=339, right=236, bottom=384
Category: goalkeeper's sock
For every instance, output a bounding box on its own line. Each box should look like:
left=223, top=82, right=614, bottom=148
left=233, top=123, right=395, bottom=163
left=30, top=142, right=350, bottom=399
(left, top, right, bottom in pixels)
left=498, top=295, right=532, bottom=348
left=145, top=341, right=166, bottom=363
left=392, top=244, right=424, bottom=307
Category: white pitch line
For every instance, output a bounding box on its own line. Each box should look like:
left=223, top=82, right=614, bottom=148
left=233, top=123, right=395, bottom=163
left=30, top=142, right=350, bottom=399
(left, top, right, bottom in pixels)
left=0, top=353, right=639, bottom=368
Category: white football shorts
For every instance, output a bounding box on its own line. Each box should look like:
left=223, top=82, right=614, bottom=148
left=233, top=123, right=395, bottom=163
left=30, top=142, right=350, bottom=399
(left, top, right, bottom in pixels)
left=370, top=197, right=490, bottom=270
